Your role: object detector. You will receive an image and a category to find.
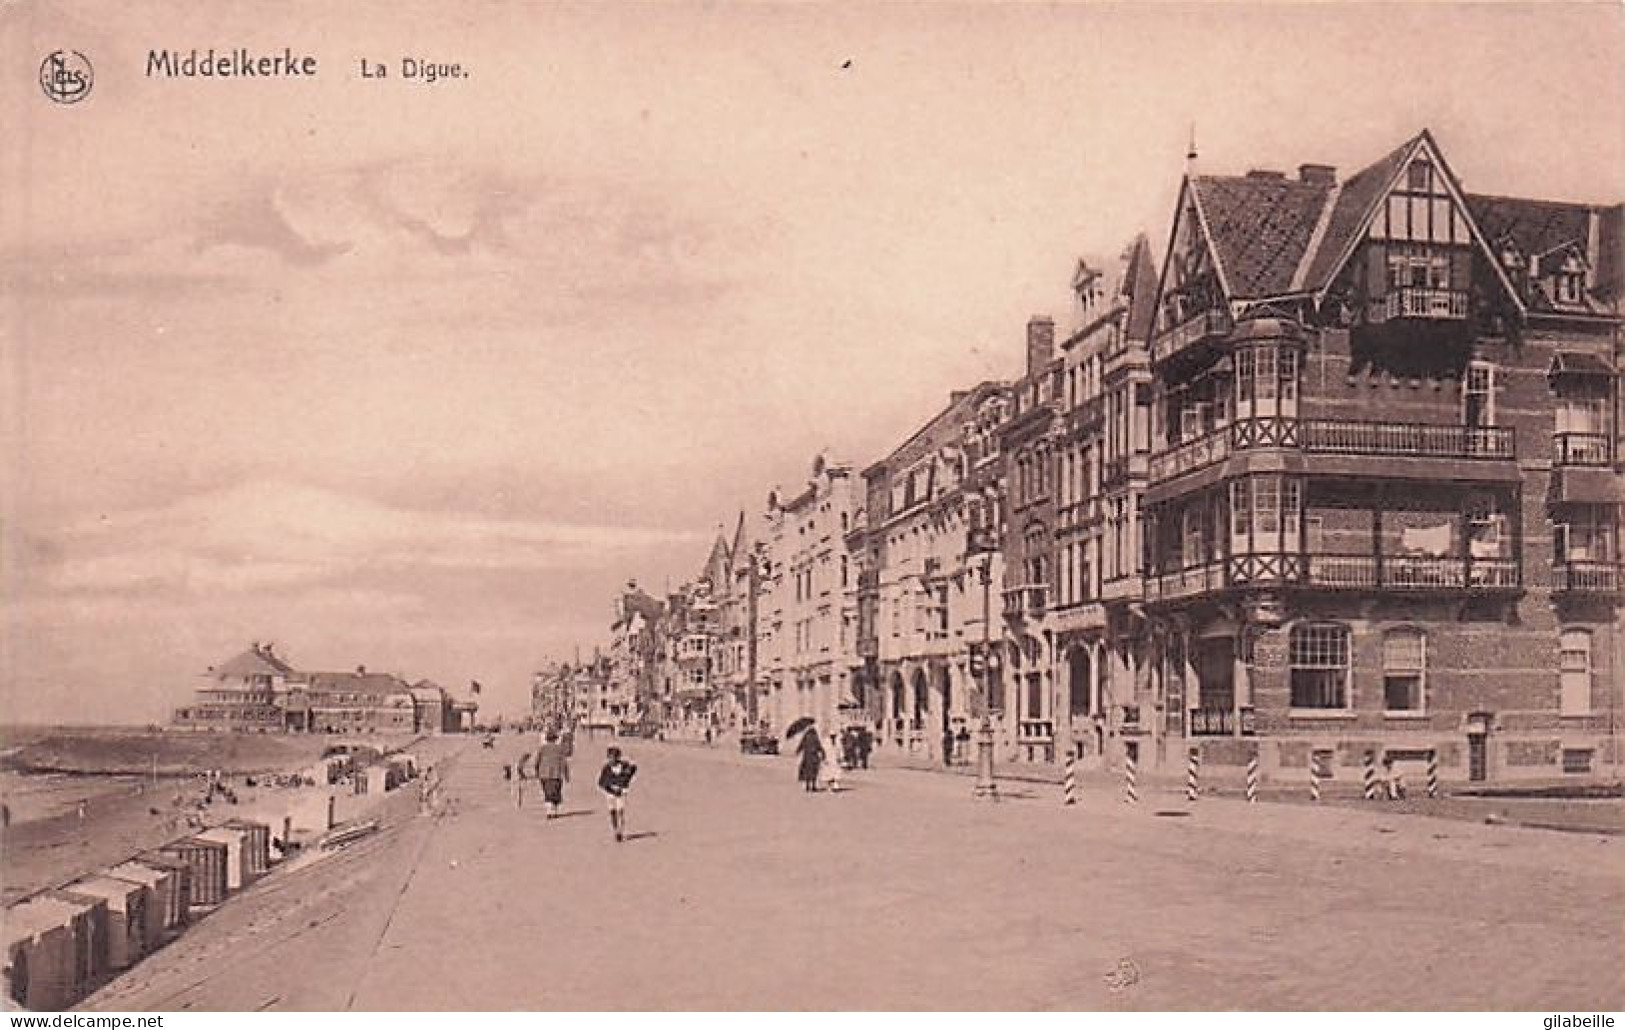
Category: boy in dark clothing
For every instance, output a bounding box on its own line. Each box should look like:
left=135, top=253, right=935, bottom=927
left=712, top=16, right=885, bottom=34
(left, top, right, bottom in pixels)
left=597, top=746, right=638, bottom=842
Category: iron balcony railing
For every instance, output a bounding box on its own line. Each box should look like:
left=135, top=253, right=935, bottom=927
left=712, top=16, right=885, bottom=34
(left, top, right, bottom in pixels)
left=1302, top=420, right=1515, bottom=459
left=1149, top=418, right=1517, bottom=482
left=1152, top=306, right=1233, bottom=364
left=1303, top=554, right=1521, bottom=591
left=1554, top=432, right=1615, bottom=467
left=1188, top=707, right=1236, bottom=737
left=1553, top=560, right=1624, bottom=594
left=1366, top=287, right=1469, bottom=323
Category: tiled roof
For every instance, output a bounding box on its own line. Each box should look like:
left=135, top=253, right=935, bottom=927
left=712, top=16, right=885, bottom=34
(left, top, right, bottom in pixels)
left=210, top=646, right=296, bottom=679
left=305, top=671, right=412, bottom=696
left=1468, top=194, right=1623, bottom=312
left=1191, top=174, right=1331, bottom=299
left=1301, top=135, right=1420, bottom=290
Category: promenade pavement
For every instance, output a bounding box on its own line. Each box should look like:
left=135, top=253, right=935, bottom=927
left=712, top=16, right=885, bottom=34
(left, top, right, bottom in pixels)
left=85, top=734, right=1624, bottom=1011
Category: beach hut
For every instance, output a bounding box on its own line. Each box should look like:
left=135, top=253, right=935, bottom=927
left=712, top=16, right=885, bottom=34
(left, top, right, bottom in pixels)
left=127, top=853, right=193, bottom=929
left=158, top=837, right=228, bottom=907
left=61, top=877, right=150, bottom=970
left=195, top=826, right=252, bottom=891
left=4, top=896, right=83, bottom=1010
left=107, top=861, right=178, bottom=945
left=43, top=891, right=109, bottom=988
left=222, top=819, right=270, bottom=876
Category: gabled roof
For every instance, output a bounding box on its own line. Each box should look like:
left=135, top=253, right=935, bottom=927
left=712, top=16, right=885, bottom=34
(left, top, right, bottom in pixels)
left=1300, top=135, right=1417, bottom=289
left=1189, top=174, right=1331, bottom=299
left=210, top=645, right=295, bottom=679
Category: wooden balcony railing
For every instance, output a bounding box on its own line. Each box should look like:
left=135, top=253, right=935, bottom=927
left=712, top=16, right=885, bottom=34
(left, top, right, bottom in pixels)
left=1554, top=432, right=1614, bottom=467
left=1554, top=560, right=1624, bottom=594
left=1152, top=306, right=1233, bottom=364
left=1017, top=719, right=1055, bottom=742
left=1366, top=287, right=1469, bottom=323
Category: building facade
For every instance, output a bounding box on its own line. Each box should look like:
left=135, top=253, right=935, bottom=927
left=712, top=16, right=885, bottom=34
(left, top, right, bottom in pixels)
left=1141, top=130, right=1621, bottom=782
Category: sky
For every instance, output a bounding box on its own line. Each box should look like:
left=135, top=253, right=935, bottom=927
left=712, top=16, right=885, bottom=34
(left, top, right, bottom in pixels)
left=2, top=2, right=1622, bottom=724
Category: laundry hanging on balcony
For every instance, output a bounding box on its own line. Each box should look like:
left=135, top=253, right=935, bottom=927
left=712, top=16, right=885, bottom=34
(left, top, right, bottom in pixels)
left=1400, top=523, right=1452, bottom=556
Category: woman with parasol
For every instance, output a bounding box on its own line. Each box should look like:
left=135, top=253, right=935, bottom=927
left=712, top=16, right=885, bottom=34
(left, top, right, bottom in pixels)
left=786, top=716, right=823, bottom=792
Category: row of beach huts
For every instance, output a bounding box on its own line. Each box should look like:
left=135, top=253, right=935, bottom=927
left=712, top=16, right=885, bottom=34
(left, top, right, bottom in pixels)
left=3, top=748, right=424, bottom=1010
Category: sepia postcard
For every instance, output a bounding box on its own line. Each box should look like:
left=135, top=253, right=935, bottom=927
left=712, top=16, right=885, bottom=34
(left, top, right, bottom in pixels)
left=2, top=0, right=1623, bottom=1015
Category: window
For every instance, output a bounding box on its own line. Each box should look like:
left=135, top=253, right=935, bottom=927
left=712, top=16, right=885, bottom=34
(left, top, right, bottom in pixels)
left=1383, top=628, right=1426, bottom=712
left=1407, top=159, right=1433, bottom=192
left=1560, top=629, right=1592, bottom=716
left=1464, top=362, right=1497, bottom=426
left=1290, top=623, right=1351, bottom=709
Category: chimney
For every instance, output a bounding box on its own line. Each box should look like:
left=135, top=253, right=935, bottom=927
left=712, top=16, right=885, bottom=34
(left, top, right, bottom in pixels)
left=1026, top=315, right=1055, bottom=377
left=355, top=664, right=367, bottom=676
left=1299, top=164, right=1337, bottom=186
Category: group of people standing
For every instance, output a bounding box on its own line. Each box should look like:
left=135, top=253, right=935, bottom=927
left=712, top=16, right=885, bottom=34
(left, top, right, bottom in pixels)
left=504, top=730, right=640, bottom=841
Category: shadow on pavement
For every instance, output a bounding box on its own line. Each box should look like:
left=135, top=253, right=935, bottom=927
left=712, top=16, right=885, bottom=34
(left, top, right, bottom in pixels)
left=622, top=831, right=659, bottom=842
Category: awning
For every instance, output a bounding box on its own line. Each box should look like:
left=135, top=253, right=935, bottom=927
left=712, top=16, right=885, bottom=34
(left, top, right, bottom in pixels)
left=1548, top=351, right=1616, bottom=378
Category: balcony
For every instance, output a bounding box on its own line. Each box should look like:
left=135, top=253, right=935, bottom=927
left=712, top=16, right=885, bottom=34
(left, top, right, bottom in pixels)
left=1302, top=554, right=1521, bottom=592
left=1366, top=287, right=1468, bottom=323
left=1302, top=420, right=1514, bottom=460
left=1152, top=306, right=1233, bottom=365
left=1001, top=584, right=1049, bottom=618
left=1554, top=560, right=1624, bottom=595
left=1146, top=560, right=1227, bottom=602
left=1554, top=432, right=1614, bottom=467
left=1148, top=428, right=1232, bottom=481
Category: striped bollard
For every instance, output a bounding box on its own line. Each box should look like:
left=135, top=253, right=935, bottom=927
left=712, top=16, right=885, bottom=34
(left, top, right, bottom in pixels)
left=1063, top=753, right=1078, bottom=806
left=1185, top=748, right=1200, bottom=803
left=1426, top=750, right=1440, bottom=799
left=1309, top=756, right=1322, bottom=802
left=1245, top=753, right=1259, bottom=803
left=1362, top=751, right=1378, bottom=801
left=1124, top=752, right=1139, bottom=804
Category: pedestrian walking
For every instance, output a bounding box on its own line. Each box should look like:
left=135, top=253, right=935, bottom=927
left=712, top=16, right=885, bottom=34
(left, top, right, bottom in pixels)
left=941, top=726, right=956, bottom=767
left=856, top=726, right=873, bottom=769
left=597, top=746, right=638, bottom=842
left=536, top=731, right=570, bottom=819
left=796, top=727, right=825, bottom=793
left=956, top=725, right=971, bottom=764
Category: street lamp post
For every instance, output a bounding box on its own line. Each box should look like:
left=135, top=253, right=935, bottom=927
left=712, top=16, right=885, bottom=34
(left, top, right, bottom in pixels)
left=970, top=526, right=999, bottom=799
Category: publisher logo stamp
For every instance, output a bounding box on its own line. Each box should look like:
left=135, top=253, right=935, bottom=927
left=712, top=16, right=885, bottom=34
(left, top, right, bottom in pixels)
left=40, top=50, right=93, bottom=104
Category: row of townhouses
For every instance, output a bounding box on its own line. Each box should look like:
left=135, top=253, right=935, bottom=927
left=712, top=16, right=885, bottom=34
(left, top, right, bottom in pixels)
left=563, top=129, right=1623, bottom=785
left=174, top=642, right=479, bottom=734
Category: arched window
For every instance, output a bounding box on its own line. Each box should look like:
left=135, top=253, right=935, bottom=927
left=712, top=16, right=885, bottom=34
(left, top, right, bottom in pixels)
left=1289, top=623, right=1351, bottom=710
left=1382, top=627, right=1426, bottom=712
left=1560, top=629, right=1593, bottom=716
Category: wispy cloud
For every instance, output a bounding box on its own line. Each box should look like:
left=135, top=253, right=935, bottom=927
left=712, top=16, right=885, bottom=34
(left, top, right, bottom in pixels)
left=36, top=479, right=703, bottom=597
